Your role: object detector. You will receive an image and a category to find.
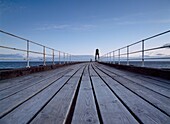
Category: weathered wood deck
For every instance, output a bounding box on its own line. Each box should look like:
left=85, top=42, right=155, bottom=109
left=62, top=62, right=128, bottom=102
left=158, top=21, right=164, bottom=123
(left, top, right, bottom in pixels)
left=0, top=62, right=170, bottom=124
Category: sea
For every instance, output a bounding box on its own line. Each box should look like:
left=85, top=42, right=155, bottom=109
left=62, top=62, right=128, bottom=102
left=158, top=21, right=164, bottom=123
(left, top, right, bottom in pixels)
left=0, top=61, right=170, bottom=70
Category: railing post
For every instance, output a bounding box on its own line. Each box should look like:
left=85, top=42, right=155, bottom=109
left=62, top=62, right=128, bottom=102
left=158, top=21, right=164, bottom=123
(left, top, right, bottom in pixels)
left=142, top=40, right=144, bottom=67
left=43, top=46, right=46, bottom=66
left=127, top=46, right=129, bottom=65
left=58, top=51, right=61, bottom=64
left=70, top=54, right=71, bottom=63
left=113, top=51, right=115, bottom=64
left=26, top=40, right=30, bottom=68
left=110, top=52, right=111, bottom=63
left=65, top=53, right=66, bottom=64
left=118, top=49, right=120, bottom=65
left=63, top=53, right=65, bottom=64
left=52, top=49, right=55, bottom=65
left=67, top=53, right=68, bottom=64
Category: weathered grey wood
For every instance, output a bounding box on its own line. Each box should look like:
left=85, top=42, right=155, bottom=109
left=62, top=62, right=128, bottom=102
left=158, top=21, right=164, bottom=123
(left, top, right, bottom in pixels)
left=98, top=64, right=170, bottom=98
left=0, top=73, right=39, bottom=90
left=30, top=66, right=85, bottom=124
left=0, top=64, right=83, bottom=124
left=123, top=75, right=170, bottom=96
left=135, top=76, right=170, bottom=89
left=1, top=62, right=169, bottom=124
left=0, top=64, right=76, bottom=91
left=0, top=69, right=72, bottom=100
left=98, top=63, right=170, bottom=87
left=97, top=65, right=170, bottom=116
left=0, top=64, right=82, bottom=118
left=142, top=75, right=170, bottom=84
left=93, top=65, right=170, bottom=124
left=89, top=65, right=138, bottom=124
left=72, top=66, right=99, bottom=124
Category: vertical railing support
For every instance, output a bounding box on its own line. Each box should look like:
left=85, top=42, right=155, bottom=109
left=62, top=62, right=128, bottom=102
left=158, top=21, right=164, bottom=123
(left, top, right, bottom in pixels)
left=26, top=40, right=30, bottom=68
left=118, top=49, right=120, bottom=65
left=127, top=46, right=129, bottom=65
left=113, top=51, right=115, bottom=64
left=67, top=53, right=68, bottom=64
left=70, top=54, right=71, bottom=63
left=52, top=49, right=55, bottom=65
left=59, top=51, right=61, bottom=64
left=63, top=53, right=65, bottom=64
left=43, top=46, right=46, bottom=66
left=142, top=40, right=145, bottom=67
left=110, top=52, right=111, bottom=63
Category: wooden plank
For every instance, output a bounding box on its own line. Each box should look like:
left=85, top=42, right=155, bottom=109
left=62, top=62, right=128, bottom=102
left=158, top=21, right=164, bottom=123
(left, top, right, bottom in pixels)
left=123, top=75, right=170, bottom=97
left=0, top=73, right=40, bottom=90
left=134, top=76, right=170, bottom=89
left=143, top=75, right=170, bottom=84
left=72, top=66, right=99, bottom=124
left=0, top=64, right=83, bottom=124
left=93, top=65, right=170, bottom=124
left=97, top=64, right=170, bottom=98
left=89, top=65, right=138, bottom=124
left=0, top=64, right=82, bottom=118
left=96, top=65, right=170, bottom=116
left=0, top=68, right=72, bottom=100
left=30, top=66, right=85, bottom=124
left=98, top=63, right=170, bottom=87
left=0, top=64, right=76, bottom=91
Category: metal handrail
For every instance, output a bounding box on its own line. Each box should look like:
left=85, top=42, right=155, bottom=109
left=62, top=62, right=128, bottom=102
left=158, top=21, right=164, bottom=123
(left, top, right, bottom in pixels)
left=101, top=30, right=170, bottom=66
left=0, top=29, right=73, bottom=68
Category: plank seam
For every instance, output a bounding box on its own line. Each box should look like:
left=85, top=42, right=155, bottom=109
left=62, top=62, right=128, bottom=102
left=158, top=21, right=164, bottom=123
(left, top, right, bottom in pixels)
left=88, top=64, right=103, bottom=124
left=99, top=65, right=170, bottom=99
left=27, top=65, right=85, bottom=124
left=0, top=69, right=73, bottom=119
left=95, top=65, right=170, bottom=117
left=92, top=65, right=143, bottom=124
left=64, top=65, right=87, bottom=124
left=0, top=69, right=72, bottom=101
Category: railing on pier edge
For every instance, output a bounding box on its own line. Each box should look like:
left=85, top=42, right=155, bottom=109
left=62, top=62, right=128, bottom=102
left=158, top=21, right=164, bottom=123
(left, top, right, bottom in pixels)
left=0, top=30, right=75, bottom=68
left=100, top=30, right=170, bottom=67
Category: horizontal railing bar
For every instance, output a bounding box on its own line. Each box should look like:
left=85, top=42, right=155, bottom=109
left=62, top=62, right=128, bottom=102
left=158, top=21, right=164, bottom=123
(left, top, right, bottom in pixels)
left=120, top=53, right=128, bottom=56
left=29, top=41, right=44, bottom=47
left=0, top=58, right=26, bottom=60
left=0, top=45, right=54, bottom=56
left=129, top=50, right=142, bottom=55
left=103, top=57, right=170, bottom=61
left=128, top=30, right=170, bottom=47
left=144, top=46, right=170, bottom=52
left=28, top=50, right=43, bottom=55
left=44, top=53, right=53, bottom=56
left=121, top=45, right=170, bottom=56
left=103, top=30, right=170, bottom=56
left=143, top=30, right=170, bottom=41
left=0, top=45, right=27, bottom=52
left=144, top=57, right=170, bottom=60
left=0, top=29, right=71, bottom=55
left=0, top=30, right=28, bottom=41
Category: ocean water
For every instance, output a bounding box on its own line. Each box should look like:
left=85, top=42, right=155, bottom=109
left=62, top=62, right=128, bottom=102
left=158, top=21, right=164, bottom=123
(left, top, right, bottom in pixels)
left=0, top=61, right=170, bottom=70
left=119, top=61, right=170, bottom=69
left=0, top=61, right=64, bottom=69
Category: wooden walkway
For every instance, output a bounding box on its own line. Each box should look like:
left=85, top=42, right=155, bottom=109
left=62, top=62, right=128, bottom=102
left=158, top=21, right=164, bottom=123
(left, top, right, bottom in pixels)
left=0, top=62, right=170, bottom=124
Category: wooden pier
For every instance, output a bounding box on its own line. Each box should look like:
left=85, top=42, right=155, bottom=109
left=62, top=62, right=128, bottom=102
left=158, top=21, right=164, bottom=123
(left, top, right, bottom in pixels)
left=0, top=62, right=170, bottom=124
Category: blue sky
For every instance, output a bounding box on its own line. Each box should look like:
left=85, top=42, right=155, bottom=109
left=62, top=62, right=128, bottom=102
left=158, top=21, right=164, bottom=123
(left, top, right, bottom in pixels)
left=0, top=0, right=170, bottom=56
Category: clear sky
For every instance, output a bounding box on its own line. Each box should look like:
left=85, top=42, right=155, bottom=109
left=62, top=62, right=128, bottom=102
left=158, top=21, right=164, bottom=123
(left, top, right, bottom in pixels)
left=0, top=0, right=170, bottom=56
